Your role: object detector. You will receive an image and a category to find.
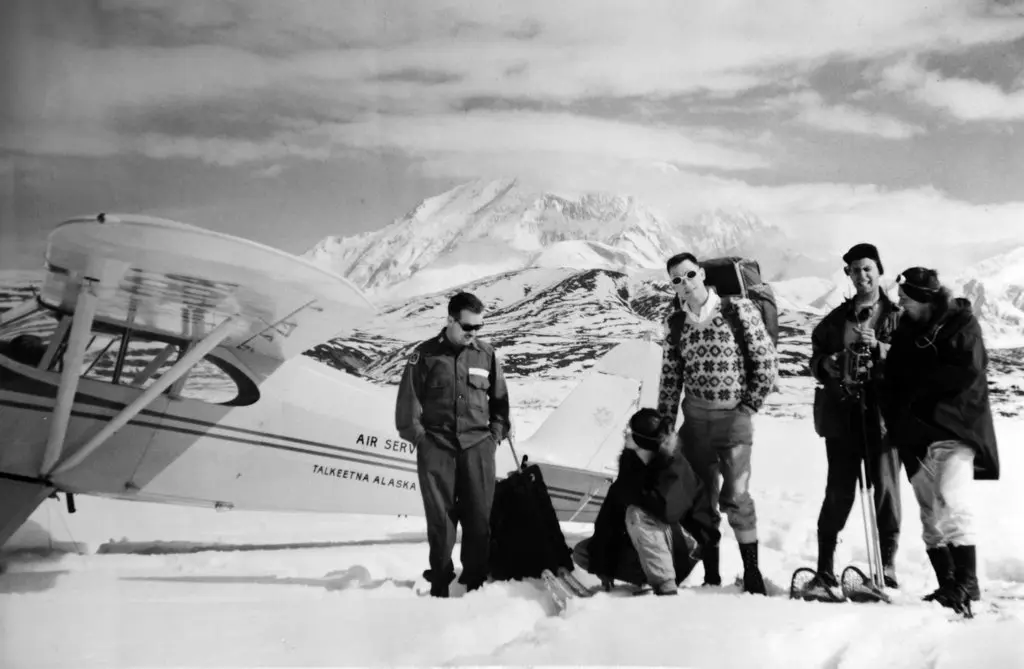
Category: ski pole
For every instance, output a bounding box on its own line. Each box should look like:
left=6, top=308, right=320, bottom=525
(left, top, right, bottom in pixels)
left=857, top=387, right=885, bottom=589
left=506, top=433, right=523, bottom=471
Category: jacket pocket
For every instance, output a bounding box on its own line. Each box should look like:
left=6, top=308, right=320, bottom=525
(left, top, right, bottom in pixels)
left=467, top=374, right=491, bottom=413
left=813, top=386, right=847, bottom=439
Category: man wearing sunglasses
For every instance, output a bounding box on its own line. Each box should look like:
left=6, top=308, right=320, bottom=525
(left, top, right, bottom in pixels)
left=395, top=291, right=511, bottom=598
left=802, top=243, right=903, bottom=602
left=657, top=252, right=778, bottom=595
left=880, top=268, right=998, bottom=617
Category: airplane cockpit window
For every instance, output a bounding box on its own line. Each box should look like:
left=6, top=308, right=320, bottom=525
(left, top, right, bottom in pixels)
left=1, top=304, right=257, bottom=407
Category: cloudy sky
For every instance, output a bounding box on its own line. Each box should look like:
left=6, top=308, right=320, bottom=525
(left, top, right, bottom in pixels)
left=2, top=0, right=1024, bottom=274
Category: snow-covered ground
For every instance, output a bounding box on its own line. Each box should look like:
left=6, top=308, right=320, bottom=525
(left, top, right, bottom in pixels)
left=3, top=387, right=1024, bottom=668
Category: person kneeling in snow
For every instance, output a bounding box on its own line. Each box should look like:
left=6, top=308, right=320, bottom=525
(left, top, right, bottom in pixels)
left=572, top=408, right=720, bottom=596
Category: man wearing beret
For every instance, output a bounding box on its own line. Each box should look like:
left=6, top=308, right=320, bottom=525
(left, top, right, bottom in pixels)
left=802, top=243, right=903, bottom=602
left=881, top=267, right=999, bottom=617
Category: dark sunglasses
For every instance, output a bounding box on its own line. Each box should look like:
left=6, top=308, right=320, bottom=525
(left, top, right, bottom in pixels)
left=458, top=322, right=484, bottom=333
left=670, top=270, right=699, bottom=285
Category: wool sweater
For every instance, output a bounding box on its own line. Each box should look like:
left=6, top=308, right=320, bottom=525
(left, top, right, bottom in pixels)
left=657, top=296, right=778, bottom=426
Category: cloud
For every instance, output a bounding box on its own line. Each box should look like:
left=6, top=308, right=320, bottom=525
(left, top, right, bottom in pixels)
left=783, top=91, right=926, bottom=139
left=882, top=58, right=1024, bottom=121
left=9, top=0, right=1024, bottom=129
left=135, top=133, right=330, bottom=166
left=324, top=111, right=769, bottom=171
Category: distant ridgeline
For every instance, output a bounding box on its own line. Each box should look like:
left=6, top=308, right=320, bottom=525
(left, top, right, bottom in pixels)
left=1, top=267, right=1020, bottom=417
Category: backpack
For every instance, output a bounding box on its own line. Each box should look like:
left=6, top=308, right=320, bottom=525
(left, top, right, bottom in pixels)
left=699, top=256, right=779, bottom=348
left=489, top=455, right=575, bottom=580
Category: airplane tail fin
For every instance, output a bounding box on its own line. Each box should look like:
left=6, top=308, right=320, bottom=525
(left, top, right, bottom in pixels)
left=514, top=338, right=663, bottom=475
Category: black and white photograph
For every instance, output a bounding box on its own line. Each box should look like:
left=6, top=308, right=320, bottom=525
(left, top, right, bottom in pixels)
left=2, top=1, right=1024, bottom=666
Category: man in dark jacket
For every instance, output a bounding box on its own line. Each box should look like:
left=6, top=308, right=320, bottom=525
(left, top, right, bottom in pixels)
left=395, top=291, right=511, bottom=597
left=881, top=267, right=999, bottom=617
left=804, top=243, right=902, bottom=601
left=571, top=408, right=720, bottom=595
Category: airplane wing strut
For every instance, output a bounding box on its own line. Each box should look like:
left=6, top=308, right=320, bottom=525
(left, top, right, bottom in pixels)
left=40, top=278, right=100, bottom=474
left=48, top=313, right=240, bottom=478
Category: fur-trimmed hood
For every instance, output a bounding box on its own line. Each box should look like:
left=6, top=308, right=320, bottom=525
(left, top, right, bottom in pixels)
left=619, top=430, right=681, bottom=471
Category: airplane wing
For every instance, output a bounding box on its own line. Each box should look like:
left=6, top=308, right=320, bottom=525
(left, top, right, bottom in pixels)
left=40, top=214, right=378, bottom=362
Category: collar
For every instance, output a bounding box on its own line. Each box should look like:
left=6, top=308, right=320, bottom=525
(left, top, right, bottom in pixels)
left=684, top=288, right=721, bottom=325
left=436, top=328, right=480, bottom=351
left=841, top=289, right=894, bottom=320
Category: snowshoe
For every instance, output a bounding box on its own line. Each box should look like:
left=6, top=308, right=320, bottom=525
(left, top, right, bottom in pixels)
left=791, top=567, right=845, bottom=603
left=840, top=565, right=891, bottom=604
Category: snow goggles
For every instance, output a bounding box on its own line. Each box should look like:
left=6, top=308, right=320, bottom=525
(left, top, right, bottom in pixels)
left=670, top=270, right=699, bottom=284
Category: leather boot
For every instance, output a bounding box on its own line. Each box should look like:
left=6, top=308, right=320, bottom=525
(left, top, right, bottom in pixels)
left=922, top=546, right=953, bottom=602
left=739, top=541, right=767, bottom=596
left=702, top=544, right=721, bottom=586
left=951, top=544, right=980, bottom=602
left=881, top=536, right=899, bottom=588
left=816, top=534, right=837, bottom=581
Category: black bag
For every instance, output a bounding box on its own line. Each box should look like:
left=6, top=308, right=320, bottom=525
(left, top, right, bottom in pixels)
left=489, top=454, right=574, bottom=580
left=699, top=256, right=779, bottom=347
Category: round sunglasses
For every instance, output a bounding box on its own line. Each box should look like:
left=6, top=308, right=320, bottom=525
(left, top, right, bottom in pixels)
left=670, top=270, right=699, bottom=285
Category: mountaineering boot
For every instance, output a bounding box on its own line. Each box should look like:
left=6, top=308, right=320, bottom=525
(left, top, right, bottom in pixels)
left=931, top=545, right=978, bottom=617
left=701, top=544, right=722, bottom=586
left=739, top=541, right=767, bottom=596
left=424, top=567, right=455, bottom=598
left=801, top=535, right=843, bottom=602
left=922, top=546, right=954, bottom=602
left=881, top=537, right=899, bottom=589
left=816, top=534, right=837, bottom=583
left=951, top=544, right=980, bottom=602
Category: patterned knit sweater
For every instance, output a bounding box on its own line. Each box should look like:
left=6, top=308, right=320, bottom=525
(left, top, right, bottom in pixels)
left=657, top=296, right=778, bottom=427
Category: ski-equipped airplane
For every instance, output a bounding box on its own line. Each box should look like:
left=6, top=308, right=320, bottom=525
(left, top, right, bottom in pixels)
left=0, top=214, right=664, bottom=549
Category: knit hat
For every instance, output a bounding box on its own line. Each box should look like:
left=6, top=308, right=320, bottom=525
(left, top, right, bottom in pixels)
left=629, top=408, right=670, bottom=451
left=842, top=243, right=884, bottom=275
left=896, top=266, right=942, bottom=303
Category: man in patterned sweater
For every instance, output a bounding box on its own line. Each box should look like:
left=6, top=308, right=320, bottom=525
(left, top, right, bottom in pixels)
left=657, top=252, right=779, bottom=595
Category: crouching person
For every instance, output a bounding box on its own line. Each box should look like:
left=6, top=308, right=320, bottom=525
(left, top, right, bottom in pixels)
left=572, top=408, right=720, bottom=596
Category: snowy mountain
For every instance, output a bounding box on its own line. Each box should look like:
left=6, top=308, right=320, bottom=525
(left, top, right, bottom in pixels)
left=303, top=178, right=831, bottom=299
left=952, top=246, right=1024, bottom=347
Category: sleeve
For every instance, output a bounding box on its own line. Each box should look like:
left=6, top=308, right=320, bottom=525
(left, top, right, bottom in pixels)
left=394, top=349, right=427, bottom=447
left=637, top=464, right=687, bottom=524
left=737, top=300, right=778, bottom=412
left=918, top=324, right=985, bottom=400
left=656, top=320, right=686, bottom=428
left=809, top=317, right=834, bottom=384
left=488, top=351, right=511, bottom=442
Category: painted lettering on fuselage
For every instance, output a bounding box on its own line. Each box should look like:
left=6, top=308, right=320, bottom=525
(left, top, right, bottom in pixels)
left=311, top=464, right=417, bottom=491
left=354, top=433, right=416, bottom=455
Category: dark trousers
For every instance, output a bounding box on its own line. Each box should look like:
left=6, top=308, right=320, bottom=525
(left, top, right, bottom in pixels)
left=417, top=437, right=496, bottom=587
left=817, top=435, right=902, bottom=554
